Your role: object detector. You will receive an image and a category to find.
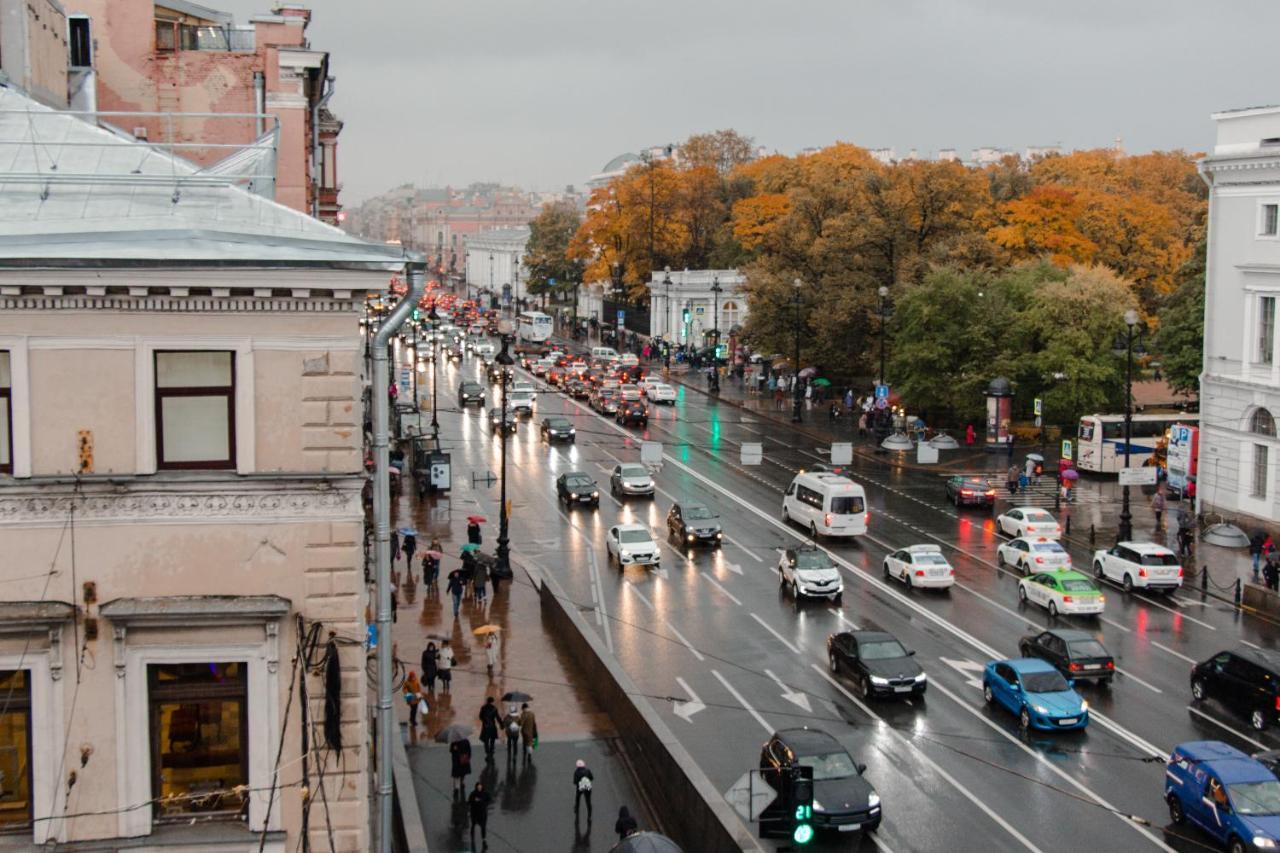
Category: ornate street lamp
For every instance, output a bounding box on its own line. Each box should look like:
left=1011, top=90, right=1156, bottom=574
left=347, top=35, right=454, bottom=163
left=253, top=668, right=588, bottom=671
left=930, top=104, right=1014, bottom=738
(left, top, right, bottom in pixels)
left=792, top=278, right=804, bottom=423
left=1115, top=308, right=1145, bottom=542
left=495, top=320, right=516, bottom=576
left=663, top=266, right=673, bottom=369
left=710, top=275, right=723, bottom=394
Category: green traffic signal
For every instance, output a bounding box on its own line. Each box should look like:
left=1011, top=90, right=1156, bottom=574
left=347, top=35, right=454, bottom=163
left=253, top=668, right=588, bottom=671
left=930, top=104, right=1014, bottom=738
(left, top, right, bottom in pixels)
left=792, top=823, right=814, bottom=845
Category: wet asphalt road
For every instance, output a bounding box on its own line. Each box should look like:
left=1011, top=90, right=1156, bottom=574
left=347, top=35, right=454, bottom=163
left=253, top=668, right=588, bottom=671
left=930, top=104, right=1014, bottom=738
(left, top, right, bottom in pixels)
left=418, top=347, right=1280, bottom=853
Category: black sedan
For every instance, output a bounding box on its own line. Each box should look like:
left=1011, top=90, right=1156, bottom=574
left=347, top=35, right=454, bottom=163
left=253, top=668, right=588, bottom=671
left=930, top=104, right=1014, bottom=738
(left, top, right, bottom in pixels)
left=615, top=401, right=648, bottom=427
left=566, top=379, right=591, bottom=399
left=826, top=631, right=926, bottom=700
left=458, top=381, right=486, bottom=407
left=540, top=416, right=576, bottom=443
left=1018, top=629, right=1115, bottom=684
left=487, top=407, right=517, bottom=435
left=667, top=501, right=723, bottom=548
left=944, top=475, right=996, bottom=508
left=555, top=472, right=599, bottom=507
left=759, top=728, right=880, bottom=836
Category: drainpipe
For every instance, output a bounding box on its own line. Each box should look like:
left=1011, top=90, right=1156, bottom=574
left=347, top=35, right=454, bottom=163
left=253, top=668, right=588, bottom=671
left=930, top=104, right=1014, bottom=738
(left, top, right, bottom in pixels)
left=311, top=75, right=335, bottom=218
left=253, top=71, right=266, bottom=137
left=373, top=260, right=425, bottom=853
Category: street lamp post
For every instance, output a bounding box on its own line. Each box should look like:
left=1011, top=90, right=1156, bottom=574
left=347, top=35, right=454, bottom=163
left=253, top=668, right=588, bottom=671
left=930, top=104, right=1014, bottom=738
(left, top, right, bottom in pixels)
left=429, top=305, right=440, bottom=446
left=611, top=261, right=623, bottom=347
left=792, top=278, right=803, bottom=423
left=1117, top=308, right=1142, bottom=542
left=710, top=275, right=722, bottom=394
left=877, top=285, right=890, bottom=387
left=489, top=252, right=494, bottom=310
left=663, top=266, right=673, bottom=369
left=495, top=323, right=515, bottom=576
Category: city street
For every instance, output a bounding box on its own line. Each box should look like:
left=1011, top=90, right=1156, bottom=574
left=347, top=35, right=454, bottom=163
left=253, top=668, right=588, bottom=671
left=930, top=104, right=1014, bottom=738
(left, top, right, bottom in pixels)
left=417, top=344, right=1277, bottom=853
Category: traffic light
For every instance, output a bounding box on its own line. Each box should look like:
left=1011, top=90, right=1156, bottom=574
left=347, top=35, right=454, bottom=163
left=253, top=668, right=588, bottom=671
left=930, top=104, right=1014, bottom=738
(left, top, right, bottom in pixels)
left=412, top=308, right=421, bottom=321
left=787, top=766, right=815, bottom=845
left=682, top=307, right=691, bottom=325
left=715, top=343, right=728, bottom=360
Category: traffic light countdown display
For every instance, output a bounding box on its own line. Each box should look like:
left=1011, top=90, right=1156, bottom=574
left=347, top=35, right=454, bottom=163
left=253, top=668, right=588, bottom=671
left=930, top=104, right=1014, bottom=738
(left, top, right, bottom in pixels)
left=787, top=765, right=814, bottom=845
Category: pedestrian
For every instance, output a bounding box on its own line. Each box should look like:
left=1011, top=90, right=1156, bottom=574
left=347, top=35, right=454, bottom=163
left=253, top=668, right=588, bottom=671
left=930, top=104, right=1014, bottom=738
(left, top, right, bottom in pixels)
left=1025, top=455, right=1036, bottom=484
left=858, top=412, right=868, bottom=438
left=1152, top=490, right=1166, bottom=530
left=467, top=520, right=482, bottom=546
left=438, top=640, right=455, bottom=695
left=965, top=424, right=975, bottom=446
left=479, top=697, right=500, bottom=758
left=1251, top=531, right=1266, bottom=581
left=573, top=758, right=595, bottom=817
left=503, top=703, right=521, bottom=760
left=447, top=570, right=465, bottom=618
left=483, top=633, right=499, bottom=677
left=450, top=736, right=472, bottom=795
left=423, top=551, right=439, bottom=586
left=404, top=670, right=422, bottom=727
left=390, top=589, right=398, bottom=623
left=844, top=388, right=854, bottom=413
left=1007, top=464, right=1020, bottom=495
left=403, top=531, right=417, bottom=574
left=1265, top=534, right=1276, bottom=568
left=1265, top=556, right=1279, bottom=592
left=391, top=529, right=401, bottom=564
left=1178, top=525, right=1194, bottom=559
left=519, top=702, right=538, bottom=762
left=421, top=642, right=438, bottom=692
left=828, top=402, right=839, bottom=423
left=474, top=557, right=490, bottom=606
left=804, top=381, right=812, bottom=410
left=773, top=385, right=784, bottom=411
left=615, top=805, right=638, bottom=842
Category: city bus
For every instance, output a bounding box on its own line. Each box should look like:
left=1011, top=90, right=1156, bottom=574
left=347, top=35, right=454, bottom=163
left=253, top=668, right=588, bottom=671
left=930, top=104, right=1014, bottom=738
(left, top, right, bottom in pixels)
left=517, top=310, right=553, bottom=344
left=1076, top=412, right=1199, bottom=474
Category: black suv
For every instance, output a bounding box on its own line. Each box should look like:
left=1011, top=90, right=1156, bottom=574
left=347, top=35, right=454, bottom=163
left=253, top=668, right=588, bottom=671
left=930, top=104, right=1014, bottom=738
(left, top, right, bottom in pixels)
left=458, top=381, right=486, bottom=407
left=1192, top=648, right=1280, bottom=731
left=1018, top=629, right=1114, bottom=684
left=616, top=400, right=648, bottom=427
left=826, top=631, right=925, bottom=700
left=666, top=501, right=722, bottom=548
left=540, top=416, right=576, bottom=443
left=758, top=728, right=880, bottom=836
left=945, top=475, right=995, bottom=508
left=555, top=472, right=599, bottom=507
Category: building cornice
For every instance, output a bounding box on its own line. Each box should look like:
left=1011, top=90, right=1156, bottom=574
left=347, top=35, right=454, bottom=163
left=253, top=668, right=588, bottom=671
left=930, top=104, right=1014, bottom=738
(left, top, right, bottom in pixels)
left=0, top=293, right=360, bottom=313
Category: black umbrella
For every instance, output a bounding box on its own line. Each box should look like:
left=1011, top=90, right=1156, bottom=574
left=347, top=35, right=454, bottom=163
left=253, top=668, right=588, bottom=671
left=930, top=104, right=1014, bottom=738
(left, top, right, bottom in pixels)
left=501, top=691, right=533, bottom=703
left=613, top=832, right=683, bottom=853
left=433, top=724, right=473, bottom=744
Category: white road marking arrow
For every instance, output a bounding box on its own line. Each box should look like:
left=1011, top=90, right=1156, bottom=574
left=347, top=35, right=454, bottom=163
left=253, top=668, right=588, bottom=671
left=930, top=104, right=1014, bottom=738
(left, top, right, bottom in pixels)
left=940, top=657, right=986, bottom=689
left=651, top=565, right=669, bottom=579
left=764, top=669, right=812, bottom=713
left=672, top=677, right=706, bottom=723
left=725, top=562, right=743, bottom=576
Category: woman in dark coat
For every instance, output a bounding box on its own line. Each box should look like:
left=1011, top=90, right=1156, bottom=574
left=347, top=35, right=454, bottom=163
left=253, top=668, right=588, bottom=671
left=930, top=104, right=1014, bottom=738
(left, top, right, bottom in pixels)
left=615, top=805, right=638, bottom=841
left=478, top=696, right=500, bottom=758
left=421, top=642, right=438, bottom=692
left=450, top=737, right=472, bottom=794
left=467, top=520, right=482, bottom=546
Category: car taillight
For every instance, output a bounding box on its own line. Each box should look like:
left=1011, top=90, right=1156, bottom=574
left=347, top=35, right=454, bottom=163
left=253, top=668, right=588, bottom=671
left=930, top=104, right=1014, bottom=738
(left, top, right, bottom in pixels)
left=824, top=513, right=833, bottom=527
left=985, top=489, right=996, bottom=497
left=915, top=570, right=925, bottom=577
left=1178, top=567, right=1184, bottom=577
left=1035, top=557, right=1045, bottom=564
left=949, top=569, right=955, bottom=575
left=864, top=512, right=870, bottom=526
left=1105, top=661, right=1115, bottom=669
left=1138, top=568, right=1147, bottom=578
left=1274, top=696, right=1280, bottom=712
left=1069, top=663, right=1081, bottom=671
left=961, top=489, right=973, bottom=497
left=1027, top=525, right=1036, bottom=532
left=1063, top=595, right=1073, bottom=603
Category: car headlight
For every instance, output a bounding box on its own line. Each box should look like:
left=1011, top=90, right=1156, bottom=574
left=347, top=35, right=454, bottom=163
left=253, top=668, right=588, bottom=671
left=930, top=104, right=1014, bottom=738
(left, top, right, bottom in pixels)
left=867, top=792, right=880, bottom=809
left=687, top=534, right=695, bottom=542
left=620, top=551, right=632, bottom=560
left=870, top=676, right=890, bottom=686
left=914, top=673, right=928, bottom=682
left=1034, top=705, right=1049, bottom=714
left=811, top=798, right=825, bottom=814
left=569, top=428, right=575, bottom=434
left=591, top=491, right=599, bottom=498
left=716, top=532, right=723, bottom=539
left=1080, top=700, right=1089, bottom=711
left=570, top=493, right=579, bottom=500
left=1254, top=837, right=1277, bottom=849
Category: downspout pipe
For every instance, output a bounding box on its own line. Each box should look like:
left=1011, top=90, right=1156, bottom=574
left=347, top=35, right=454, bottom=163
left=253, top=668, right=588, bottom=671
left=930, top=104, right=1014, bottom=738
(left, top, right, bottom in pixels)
left=311, top=75, right=335, bottom=218
left=373, top=260, right=425, bottom=853
left=253, top=71, right=266, bottom=137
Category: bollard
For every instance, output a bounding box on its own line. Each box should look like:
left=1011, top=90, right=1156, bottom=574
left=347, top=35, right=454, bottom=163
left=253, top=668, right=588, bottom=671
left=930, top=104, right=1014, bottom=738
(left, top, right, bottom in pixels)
left=1089, top=524, right=1095, bottom=548
left=1065, top=516, right=1071, bottom=536
left=1201, top=566, right=1208, bottom=592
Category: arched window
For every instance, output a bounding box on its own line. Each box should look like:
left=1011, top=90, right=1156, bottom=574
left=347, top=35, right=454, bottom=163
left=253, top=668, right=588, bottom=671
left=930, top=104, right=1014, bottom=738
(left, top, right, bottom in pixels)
left=1252, top=408, right=1276, bottom=437
left=721, top=300, right=740, bottom=329
left=1251, top=408, right=1276, bottom=499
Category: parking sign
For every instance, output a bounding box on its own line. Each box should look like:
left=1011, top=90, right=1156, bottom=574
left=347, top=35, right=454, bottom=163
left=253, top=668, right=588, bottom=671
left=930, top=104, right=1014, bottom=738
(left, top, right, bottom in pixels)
left=1061, top=439, right=1073, bottom=461
left=1034, top=398, right=1043, bottom=416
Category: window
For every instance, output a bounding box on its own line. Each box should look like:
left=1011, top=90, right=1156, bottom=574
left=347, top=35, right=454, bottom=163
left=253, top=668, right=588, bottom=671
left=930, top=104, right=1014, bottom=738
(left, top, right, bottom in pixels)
left=1264, top=204, right=1279, bottom=237
left=1255, top=445, right=1270, bottom=499
left=1261, top=298, right=1276, bottom=364
left=68, top=17, right=92, bottom=68
left=1253, top=408, right=1276, bottom=438
left=155, top=18, right=177, bottom=51
left=148, top=663, right=248, bottom=822
left=154, top=351, right=235, bottom=469
left=0, top=351, right=10, bottom=474
left=0, top=670, right=32, bottom=830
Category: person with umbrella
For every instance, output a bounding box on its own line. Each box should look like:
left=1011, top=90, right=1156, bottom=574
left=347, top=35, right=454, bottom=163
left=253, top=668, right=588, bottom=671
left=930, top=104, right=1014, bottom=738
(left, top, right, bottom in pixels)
left=421, top=642, right=439, bottom=693
left=1251, top=530, right=1266, bottom=582
left=449, top=732, right=472, bottom=795
left=474, top=555, right=490, bottom=607
left=483, top=631, right=499, bottom=677
left=438, top=639, right=455, bottom=695
left=615, top=806, right=638, bottom=842
left=468, top=781, right=492, bottom=847
left=422, top=548, right=442, bottom=587
left=447, top=569, right=465, bottom=619
left=402, top=528, right=417, bottom=577
left=519, top=701, right=538, bottom=763
left=467, top=516, right=484, bottom=546
left=478, top=696, right=500, bottom=759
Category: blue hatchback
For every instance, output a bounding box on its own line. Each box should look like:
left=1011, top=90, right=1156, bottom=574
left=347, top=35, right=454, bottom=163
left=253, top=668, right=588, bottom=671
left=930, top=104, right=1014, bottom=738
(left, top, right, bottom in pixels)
left=1166, top=741, right=1280, bottom=852
left=982, top=658, right=1089, bottom=731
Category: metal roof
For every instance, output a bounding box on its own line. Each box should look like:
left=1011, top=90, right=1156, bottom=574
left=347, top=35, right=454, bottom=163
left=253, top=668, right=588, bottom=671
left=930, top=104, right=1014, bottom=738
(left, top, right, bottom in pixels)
left=0, top=86, right=416, bottom=270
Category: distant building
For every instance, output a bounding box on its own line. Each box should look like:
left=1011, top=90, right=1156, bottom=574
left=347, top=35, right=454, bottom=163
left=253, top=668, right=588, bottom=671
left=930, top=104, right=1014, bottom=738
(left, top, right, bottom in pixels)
left=1025, top=145, right=1064, bottom=160
left=466, top=227, right=531, bottom=307
left=646, top=269, right=748, bottom=346
left=586, top=145, right=677, bottom=190
left=869, top=148, right=896, bottom=165
left=938, top=148, right=960, bottom=162
left=1197, top=105, right=1280, bottom=525
left=0, top=0, right=69, bottom=108
left=971, top=146, right=1012, bottom=166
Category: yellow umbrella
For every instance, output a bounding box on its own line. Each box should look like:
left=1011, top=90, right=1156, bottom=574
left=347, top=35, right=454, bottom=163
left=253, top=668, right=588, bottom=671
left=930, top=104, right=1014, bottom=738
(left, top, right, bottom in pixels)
left=472, top=625, right=502, bottom=636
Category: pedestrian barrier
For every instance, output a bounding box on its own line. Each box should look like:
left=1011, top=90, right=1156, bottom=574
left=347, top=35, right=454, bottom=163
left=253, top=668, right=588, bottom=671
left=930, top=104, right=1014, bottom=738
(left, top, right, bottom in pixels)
left=527, top=561, right=765, bottom=853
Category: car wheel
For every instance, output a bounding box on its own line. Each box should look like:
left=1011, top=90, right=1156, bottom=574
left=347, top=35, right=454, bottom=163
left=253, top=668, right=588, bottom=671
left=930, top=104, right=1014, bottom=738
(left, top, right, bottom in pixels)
left=1019, top=707, right=1031, bottom=729
left=1018, top=642, right=1030, bottom=657
left=1253, top=709, right=1268, bottom=732
left=833, top=592, right=843, bottom=605
left=905, top=573, right=913, bottom=592
left=1167, top=795, right=1185, bottom=825
left=1094, top=561, right=1105, bottom=579
left=782, top=507, right=790, bottom=524
left=1122, top=573, right=1135, bottom=593
left=829, top=654, right=838, bottom=673
left=1229, top=836, right=1248, bottom=853
left=1018, top=585, right=1028, bottom=603
left=791, top=581, right=800, bottom=602
left=882, top=561, right=891, bottom=579
left=983, top=683, right=994, bottom=705
left=1048, top=600, right=1059, bottom=617
left=860, top=676, right=872, bottom=699
left=996, top=551, right=1006, bottom=568
left=778, top=569, right=786, bottom=587
left=1191, top=678, right=1207, bottom=702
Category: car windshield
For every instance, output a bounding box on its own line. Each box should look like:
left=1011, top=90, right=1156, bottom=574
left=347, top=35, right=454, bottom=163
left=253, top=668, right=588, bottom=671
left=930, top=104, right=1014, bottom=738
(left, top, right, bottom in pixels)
left=1031, top=542, right=1066, bottom=553
left=1230, top=781, right=1280, bottom=815
left=565, top=476, right=593, bottom=489
left=794, top=551, right=832, bottom=570
left=1061, top=579, right=1097, bottom=593
left=1067, top=640, right=1110, bottom=658
left=620, top=466, right=648, bottom=478
left=622, top=385, right=638, bottom=393
left=618, top=529, right=651, bottom=544
left=1139, top=551, right=1180, bottom=566
left=798, top=751, right=858, bottom=781
left=684, top=505, right=714, bottom=520
left=1022, top=670, right=1070, bottom=693
left=1026, top=511, right=1055, bottom=523
left=859, top=640, right=908, bottom=661
left=547, top=419, right=571, bottom=429
left=830, top=496, right=865, bottom=514
left=915, top=554, right=948, bottom=565
left=462, top=383, right=481, bottom=392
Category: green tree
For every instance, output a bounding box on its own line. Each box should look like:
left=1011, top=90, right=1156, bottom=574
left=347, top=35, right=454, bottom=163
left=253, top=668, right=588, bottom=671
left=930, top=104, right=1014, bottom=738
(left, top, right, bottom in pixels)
left=1151, top=238, right=1205, bottom=398
left=525, top=201, right=585, bottom=302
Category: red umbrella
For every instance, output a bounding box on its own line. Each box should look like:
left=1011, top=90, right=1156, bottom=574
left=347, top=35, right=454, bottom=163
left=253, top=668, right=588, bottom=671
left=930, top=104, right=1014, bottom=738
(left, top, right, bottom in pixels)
left=467, top=515, right=487, bottom=523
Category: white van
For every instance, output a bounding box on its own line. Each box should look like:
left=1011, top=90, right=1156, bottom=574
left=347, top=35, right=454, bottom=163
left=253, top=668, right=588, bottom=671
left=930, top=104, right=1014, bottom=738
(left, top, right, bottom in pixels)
left=591, top=346, right=619, bottom=362
left=782, top=472, right=868, bottom=538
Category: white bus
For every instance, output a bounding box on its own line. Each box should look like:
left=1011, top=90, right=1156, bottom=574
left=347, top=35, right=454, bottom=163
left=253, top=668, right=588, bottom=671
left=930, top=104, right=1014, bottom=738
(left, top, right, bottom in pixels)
left=1076, top=412, right=1198, bottom=474
left=517, top=311, right=553, bottom=344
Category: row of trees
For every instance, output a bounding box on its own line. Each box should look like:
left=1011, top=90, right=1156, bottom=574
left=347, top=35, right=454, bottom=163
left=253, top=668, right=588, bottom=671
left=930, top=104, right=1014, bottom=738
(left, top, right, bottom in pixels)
left=529, top=129, right=1208, bottom=424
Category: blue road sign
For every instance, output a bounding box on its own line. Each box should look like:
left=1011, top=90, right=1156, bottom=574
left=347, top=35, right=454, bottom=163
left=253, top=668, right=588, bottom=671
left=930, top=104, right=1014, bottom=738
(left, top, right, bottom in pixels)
left=875, top=384, right=889, bottom=400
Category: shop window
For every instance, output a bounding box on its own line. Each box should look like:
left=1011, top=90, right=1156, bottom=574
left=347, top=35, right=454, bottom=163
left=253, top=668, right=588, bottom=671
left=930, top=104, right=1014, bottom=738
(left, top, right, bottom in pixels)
left=155, top=351, right=235, bottom=469
left=0, top=670, right=32, bottom=830
left=148, top=662, right=248, bottom=822
left=0, top=352, right=10, bottom=474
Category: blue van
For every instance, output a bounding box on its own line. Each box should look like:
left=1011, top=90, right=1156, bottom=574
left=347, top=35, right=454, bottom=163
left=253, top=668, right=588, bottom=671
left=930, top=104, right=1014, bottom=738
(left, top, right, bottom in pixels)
left=1165, top=741, right=1280, bottom=852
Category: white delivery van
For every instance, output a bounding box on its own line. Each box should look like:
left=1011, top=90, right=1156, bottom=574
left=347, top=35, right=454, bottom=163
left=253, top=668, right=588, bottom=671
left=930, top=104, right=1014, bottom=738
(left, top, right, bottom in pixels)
left=591, top=346, right=619, bottom=362
left=782, top=472, right=868, bottom=538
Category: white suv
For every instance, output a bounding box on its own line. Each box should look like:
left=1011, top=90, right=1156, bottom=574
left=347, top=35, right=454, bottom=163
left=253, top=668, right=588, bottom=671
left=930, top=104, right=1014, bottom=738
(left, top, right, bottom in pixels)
left=606, top=524, right=660, bottom=568
left=1092, top=542, right=1183, bottom=593
left=778, top=545, right=844, bottom=603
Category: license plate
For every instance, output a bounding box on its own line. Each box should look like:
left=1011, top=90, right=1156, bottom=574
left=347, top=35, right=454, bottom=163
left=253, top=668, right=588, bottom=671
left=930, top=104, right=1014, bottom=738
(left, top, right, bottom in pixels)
left=894, top=686, right=912, bottom=693
left=1058, top=717, right=1078, bottom=725
left=838, top=824, right=861, bottom=832
left=1085, top=664, right=1102, bottom=670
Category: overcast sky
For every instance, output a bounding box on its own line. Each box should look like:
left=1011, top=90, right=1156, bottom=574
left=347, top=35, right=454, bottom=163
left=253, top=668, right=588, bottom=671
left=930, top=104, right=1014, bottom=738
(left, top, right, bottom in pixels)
left=215, top=0, right=1280, bottom=204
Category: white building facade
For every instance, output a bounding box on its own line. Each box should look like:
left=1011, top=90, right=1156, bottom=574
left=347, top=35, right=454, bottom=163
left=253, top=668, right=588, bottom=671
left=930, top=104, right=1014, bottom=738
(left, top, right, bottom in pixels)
left=646, top=269, right=748, bottom=346
left=1198, top=106, right=1280, bottom=524
left=465, top=226, right=529, bottom=305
